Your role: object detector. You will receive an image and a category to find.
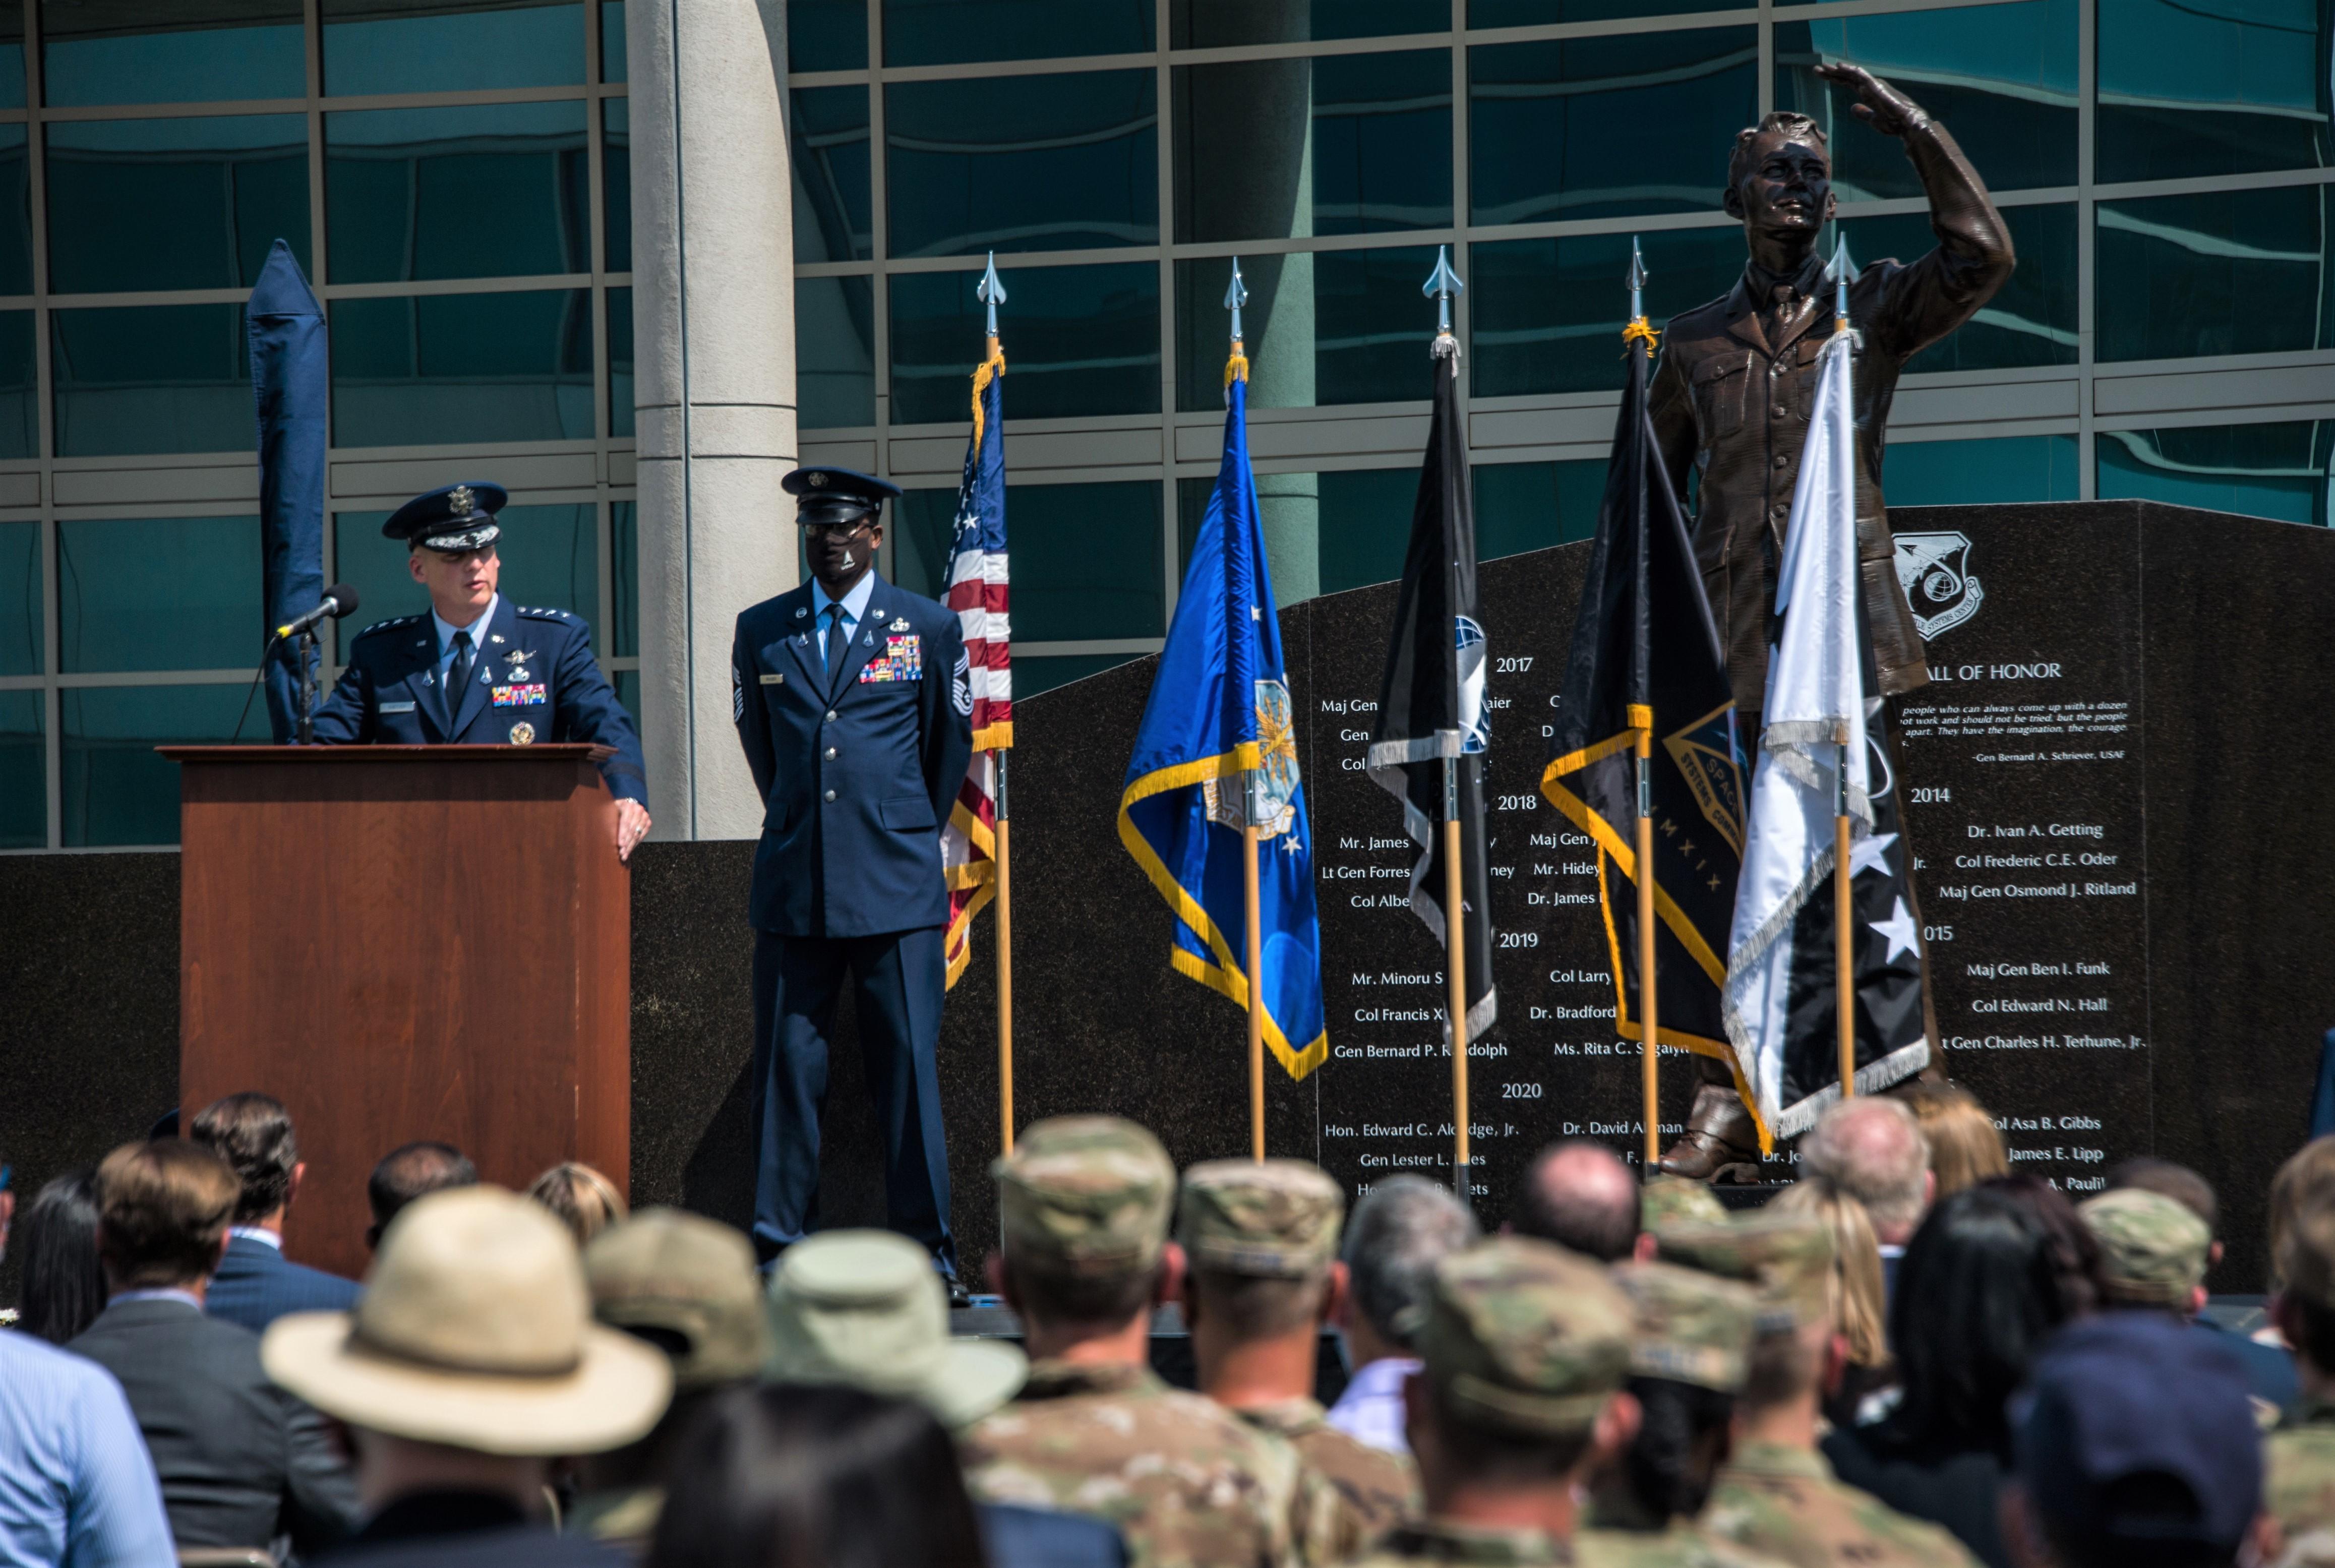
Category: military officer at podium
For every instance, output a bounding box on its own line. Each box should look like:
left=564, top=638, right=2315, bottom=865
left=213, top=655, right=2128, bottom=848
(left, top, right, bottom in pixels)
left=731, top=467, right=974, bottom=1292
left=312, top=481, right=652, bottom=861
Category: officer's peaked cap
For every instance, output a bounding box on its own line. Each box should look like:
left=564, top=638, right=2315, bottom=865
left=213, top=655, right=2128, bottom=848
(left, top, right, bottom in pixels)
left=385, top=481, right=508, bottom=553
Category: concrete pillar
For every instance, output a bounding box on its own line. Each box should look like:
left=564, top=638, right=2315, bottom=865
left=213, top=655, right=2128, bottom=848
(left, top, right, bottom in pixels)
left=627, top=0, right=797, bottom=840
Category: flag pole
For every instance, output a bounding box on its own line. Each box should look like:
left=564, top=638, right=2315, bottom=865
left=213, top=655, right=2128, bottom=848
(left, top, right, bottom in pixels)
left=1443, top=756, right=1472, bottom=1195
left=1831, top=237, right=1857, bottom=1103
left=1225, top=260, right=1269, bottom=1163
left=977, top=258, right=1019, bottom=1155
left=1626, top=240, right=1662, bottom=1168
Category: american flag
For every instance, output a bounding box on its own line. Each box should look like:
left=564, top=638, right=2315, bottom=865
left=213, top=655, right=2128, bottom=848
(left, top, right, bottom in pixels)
left=942, top=345, right=1010, bottom=989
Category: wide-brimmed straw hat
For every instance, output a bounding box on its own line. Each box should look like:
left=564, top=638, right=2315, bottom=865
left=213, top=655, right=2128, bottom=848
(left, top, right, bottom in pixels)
left=263, top=1185, right=673, bottom=1456
left=765, top=1229, right=1025, bottom=1428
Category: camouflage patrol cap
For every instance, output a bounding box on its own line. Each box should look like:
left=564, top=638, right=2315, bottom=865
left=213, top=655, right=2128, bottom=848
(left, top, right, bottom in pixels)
left=1177, top=1159, right=1344, bottom=1279
left=2080, top=1188, right=2208, bottom=1308
left=1416, top=1237, right=1632, bottom=1438
left=1610, top=1260, right=1759, bottom=1394
left=2280, top=1202, right=2335, bottom=1310
left=584, top=1208, right=769, bottom=1390
left=1654, top=1211, right=1834, bottom=1332
left=1641, top=1175, right=1728, bottom=1232
left=991, top=1116, right=1175, bottom=1276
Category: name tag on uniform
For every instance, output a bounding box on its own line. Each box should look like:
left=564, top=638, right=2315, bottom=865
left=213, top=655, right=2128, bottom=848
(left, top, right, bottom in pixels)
left=380, top=701, right=417, bottom=714
left=492, top=684, right=549, bottom=707
left=760, top=673, right=786, bottom=686
left=859, top=633, right=923, bottom=684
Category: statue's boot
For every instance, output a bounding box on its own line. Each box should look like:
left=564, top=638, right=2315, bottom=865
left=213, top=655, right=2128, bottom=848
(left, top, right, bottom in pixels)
left=1656, top=1080, right=1763, bottom=1184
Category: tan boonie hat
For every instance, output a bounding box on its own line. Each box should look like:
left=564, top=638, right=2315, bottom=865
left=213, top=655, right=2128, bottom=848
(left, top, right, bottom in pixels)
left=1178, top=1158, right=1344, bottom=1278
left=2281, top=1203, right=2335, bottom=1310
left=766, top=1229, right=1026, bottom=1428
left=2081, top=1188, right=2209, bottom=1308
left=1610, top=1260, right=1758, bottom=1394
left=1417, top=1236, right=1632, bottom=1438
left=992, top=1115, right=1175, bottom=1276
left=1641, top=1174, right=1728, bottom=1232
left=1655, top=1211, right=1834, bottom=1332
left=263, top=1186, right=672, bottom=1456
left=585, top=1208, right=769, bottom=1390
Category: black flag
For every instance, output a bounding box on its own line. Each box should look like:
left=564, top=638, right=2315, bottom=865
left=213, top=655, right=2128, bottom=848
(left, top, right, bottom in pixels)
left=1541, top=331, right=1746, bottom=1077
left=1366, top=342, right=1495, bottom=1045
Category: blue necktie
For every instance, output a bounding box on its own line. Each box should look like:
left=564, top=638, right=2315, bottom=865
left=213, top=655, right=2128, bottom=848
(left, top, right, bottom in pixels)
left=822, top=605, right=849, bottom=679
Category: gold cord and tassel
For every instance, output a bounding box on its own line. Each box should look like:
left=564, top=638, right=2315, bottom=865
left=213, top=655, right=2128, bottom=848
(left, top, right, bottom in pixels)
left=970, top=342, right=1007, bottom=444
left=1621, top=316, right=1660, bottom=358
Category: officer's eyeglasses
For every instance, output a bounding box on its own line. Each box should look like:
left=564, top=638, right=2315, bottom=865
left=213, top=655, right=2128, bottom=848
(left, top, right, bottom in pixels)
left=802, top=519, right=876, bottom=537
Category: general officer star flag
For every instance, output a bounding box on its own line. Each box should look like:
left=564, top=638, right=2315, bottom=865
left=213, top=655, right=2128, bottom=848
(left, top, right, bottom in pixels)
left=1117, top=356, right=1328, bottom=1079
left=1366, top=341, right=1496, bottom=1046
left=941, top=341, right=1010, bottom=989
left=1542, top=324, right=1746, bottom=1098
left=1725, top=330, right=1927, bottom=1140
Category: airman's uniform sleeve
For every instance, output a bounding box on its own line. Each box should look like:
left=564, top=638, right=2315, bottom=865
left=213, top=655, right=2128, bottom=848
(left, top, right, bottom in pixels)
left=307, top=639, right=374, bottom=744
left=734, top=612, right=776, bottom=805
left=921, top=608, right=973, bottom=830
left=538, top=611, right=646, bottom=804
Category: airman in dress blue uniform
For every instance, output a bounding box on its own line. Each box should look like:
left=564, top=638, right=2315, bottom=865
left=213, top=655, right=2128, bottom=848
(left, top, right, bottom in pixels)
left=732, top=467, right=974, bottom=1287
left=312, top=481, right=652, bottom=860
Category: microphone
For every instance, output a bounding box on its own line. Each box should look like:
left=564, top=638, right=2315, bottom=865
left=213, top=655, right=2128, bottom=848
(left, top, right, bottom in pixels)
left=276, top=583, right=360, bottom=640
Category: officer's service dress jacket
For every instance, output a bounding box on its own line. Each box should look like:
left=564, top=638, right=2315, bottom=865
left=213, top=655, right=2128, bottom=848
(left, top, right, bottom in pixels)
left=732, top=574, right=972, bottom=938
left=312, top=595, right=647, bottom=805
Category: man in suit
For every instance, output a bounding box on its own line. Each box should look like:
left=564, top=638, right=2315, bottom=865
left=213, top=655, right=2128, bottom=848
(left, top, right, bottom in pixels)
left=365, top=1141, right=478, bottom=1253
left=731, top=467, right=974, bottom=1289
left=67, top=1138, right=361, bottom=1558
left=189, top=1092, right=361, bottom=1334
left=312, top=481, right=652, bottom=862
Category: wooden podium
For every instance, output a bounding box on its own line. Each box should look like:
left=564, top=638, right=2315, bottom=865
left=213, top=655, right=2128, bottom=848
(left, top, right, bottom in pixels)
left=163, top=745, right=628, bottom=1282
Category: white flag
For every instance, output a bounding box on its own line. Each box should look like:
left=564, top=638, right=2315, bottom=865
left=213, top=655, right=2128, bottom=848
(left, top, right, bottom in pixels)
left=1724, top=329, right=1926, bottom=1138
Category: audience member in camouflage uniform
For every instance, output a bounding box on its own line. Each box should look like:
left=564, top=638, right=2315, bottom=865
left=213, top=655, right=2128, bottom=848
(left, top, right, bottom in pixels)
left=1576, top=1262, right=1793, bottom=1568
left=957, top=1116, right=1338, bottom=1568
left=2267, top=1202, right=2335, bottom=1563
left=2079, top=1187, right=2211, bottom=1313
left=1640, top=1177, right=1728, bottom=1235
left=1343, top=1237, right=1639, bottom=1566
left=1181, top=1159, right=1419, bottom=1554
left=1662, top=1212, right=1984, bottom=1568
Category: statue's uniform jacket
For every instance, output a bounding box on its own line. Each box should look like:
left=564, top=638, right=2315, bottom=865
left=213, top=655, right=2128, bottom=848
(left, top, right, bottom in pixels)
left=1648, top=114, right=2015, bottom=714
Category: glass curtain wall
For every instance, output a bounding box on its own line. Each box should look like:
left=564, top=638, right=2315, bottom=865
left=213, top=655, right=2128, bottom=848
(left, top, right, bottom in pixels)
left=793, top=0, right=2333, bottom=699
left=0, top=0, right=637, bottom=850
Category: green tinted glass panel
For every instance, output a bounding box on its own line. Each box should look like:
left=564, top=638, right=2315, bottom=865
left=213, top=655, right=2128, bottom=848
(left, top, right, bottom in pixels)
left=891, top=262, right=1155, bottom=425
left=1471, top=0, right=1717, bottom=23
left=52, top=303, right=249, bottom=457
left=613, top=666, right=639, bottom=728
left=1885, top=435, right=2080, bottom=506
left=790, top=0, right=865, bottom=72
left=1834, top=203, right=2078, bottom=372
left=58, top=515, right=260, bottom=673
left=0, top=688, right=38, bottom=848
left=600, top=0, right=624, bottom=80
left=1469, top=227, right=1741, bottom=399
left=48, top=116, right=308, bottom=293
left=0, top=127, right=34, bottom=295
left=608, top=287, right=633, bottom=437
left=1015, top=652, right=1131, bottom=698
left=891, top=489, right=955, bottom=600
left=0, top=6, right=25, bottom=110
left=2098, top=0, right=2329, bottom=182
left=332, top=505, right=602, bottom=647
left=793, top=87, right=872, bottom=263
left=1774, top=1, right=2077, bottom=198
left=883, top=0, right=1147, bottom=67
left=1173, top=0, right=1444, bottom=45
left=2099, top=422, right=2331, bottom=527
left=322, top=0, right=584, bottom=94
left=327, top=103, right=589, bottom=283
left=0, top=312, right=38, bottom=458
left=1176, top=50, right=1450, bottom=243
left=0, top=518, right=36, bottom=675
left=62, top=683, right=245, bottom=847
left=604, top=96, right=630, bottom=271
left=1470, top=28, right=1757, bottom=223
left=42, top=1, right=302, bottom=105
left=1007, top=481, right=1161, bottom=641
left=611, top=501, right=636, bottom=657
left=331, top=290, right=593, bottom=446
left=1177, top=246, right=1445, bottom=412
left=799, top=274, right=875, bottom=429
left=1321, top=245, right=1448, bottom=406
left=886, top=71, right=1157, bottom=258
left=2098, top=186, right=2334, bottom=361
left=1473, top=460, right=1604, bottom=562
left=1320, top=467, right=1423, bottom=594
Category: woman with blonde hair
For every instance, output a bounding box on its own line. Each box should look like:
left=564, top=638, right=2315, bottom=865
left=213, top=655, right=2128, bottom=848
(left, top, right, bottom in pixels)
left=527, top=1161, right=628, bottom=1248
left=1901, top=1081, right=2008, bottom=1199
left=1771, top=1178, right=1893, bottom=1424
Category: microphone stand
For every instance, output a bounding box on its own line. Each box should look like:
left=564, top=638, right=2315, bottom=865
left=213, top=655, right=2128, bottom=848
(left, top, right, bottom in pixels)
left=294, top=628, right=319, bottom=744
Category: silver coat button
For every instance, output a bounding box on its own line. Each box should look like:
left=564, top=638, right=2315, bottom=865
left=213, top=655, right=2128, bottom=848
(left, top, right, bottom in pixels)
left=825, top=709, right=838, bottom=721
left=823, top=746, right=837, bottom=760
left=822, top=789, right=836, bottom=802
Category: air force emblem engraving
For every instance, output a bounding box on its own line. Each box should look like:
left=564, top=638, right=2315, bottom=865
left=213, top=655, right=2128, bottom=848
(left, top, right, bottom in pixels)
left=1893, top=531, right=1984, bottom=641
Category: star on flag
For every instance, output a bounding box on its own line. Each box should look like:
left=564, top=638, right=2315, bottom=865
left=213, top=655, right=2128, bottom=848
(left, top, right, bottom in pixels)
left=1870, top=896, right=1920, bottom=964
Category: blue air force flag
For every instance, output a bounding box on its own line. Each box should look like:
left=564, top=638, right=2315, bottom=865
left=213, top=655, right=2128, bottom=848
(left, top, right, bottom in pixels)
left=1117, top=363, right=1328, bottom=1079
